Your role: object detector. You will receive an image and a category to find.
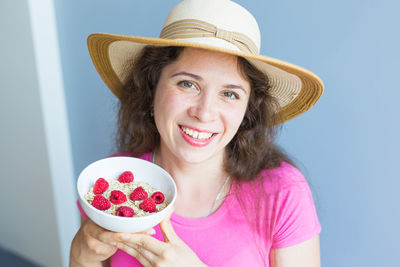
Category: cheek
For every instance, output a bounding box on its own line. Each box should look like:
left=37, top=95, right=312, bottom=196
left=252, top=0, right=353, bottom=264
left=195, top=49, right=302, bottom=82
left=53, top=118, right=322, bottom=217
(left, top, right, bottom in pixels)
left=166, top=93, right=188, bottom=112
left=154, top=90, right=188, bottom=122
left=223, top=104, right=248, bottom=133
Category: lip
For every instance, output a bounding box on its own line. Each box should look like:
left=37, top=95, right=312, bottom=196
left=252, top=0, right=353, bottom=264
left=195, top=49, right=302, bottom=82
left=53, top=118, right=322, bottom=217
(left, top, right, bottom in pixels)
left=178, top=125, right=217, bottom=147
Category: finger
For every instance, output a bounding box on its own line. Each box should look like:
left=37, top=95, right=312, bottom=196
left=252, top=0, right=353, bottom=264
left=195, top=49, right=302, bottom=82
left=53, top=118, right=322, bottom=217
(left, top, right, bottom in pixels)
left=96, top=231, right=121, bottom=247
left=134, top=228, right=156, bottom=236
left=85, top=235, right=117, bottom=256
left=97, top=225, right=155, bottom=245
left=83, top=219, right=119, bottom=246
left=117, top=242, right=152, bottom=267
left=83, top=219, right=107, bottom=238
left=146, top=228, right=156, bottom=235
left=159, top=210, right=179, bottom=243
left=86, top=221, right=118, bottom=246
left=119, top=233, right=168, bottom=255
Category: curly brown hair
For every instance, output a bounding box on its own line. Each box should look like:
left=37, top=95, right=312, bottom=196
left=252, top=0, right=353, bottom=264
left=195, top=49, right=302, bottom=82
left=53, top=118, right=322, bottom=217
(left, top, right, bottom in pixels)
left=117, top=46, right=297, bottom=265
left=117, top=45, right=293, bottom=181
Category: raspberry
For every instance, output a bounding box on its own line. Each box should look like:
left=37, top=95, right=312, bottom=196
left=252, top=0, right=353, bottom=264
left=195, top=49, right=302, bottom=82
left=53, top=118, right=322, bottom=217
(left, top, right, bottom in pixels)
left=129, top=186, right=148, bottom=201
left=109, top=190, right=127, bottom=204
left=118, top=171, right=134, bottom=183
left=115, top=206, right=134, bottom=217
left=92, top=195, right=111, bottom=210
left=93, top=178, right=109, bottom=194
left=139, top=198, right=156, bottom=213
left=151, top=192, right=165, bottom=204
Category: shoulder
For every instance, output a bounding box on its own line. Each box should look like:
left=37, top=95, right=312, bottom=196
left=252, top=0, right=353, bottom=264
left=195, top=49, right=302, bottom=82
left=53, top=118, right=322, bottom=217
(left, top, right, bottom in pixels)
left=235, top=161, right=310, bottom=200
left=259, top=161, right=309, bottom=195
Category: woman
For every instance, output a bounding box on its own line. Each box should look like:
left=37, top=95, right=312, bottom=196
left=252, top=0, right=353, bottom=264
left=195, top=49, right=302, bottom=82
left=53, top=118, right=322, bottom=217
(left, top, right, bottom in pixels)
left=70, top=0, right=323, bottom=266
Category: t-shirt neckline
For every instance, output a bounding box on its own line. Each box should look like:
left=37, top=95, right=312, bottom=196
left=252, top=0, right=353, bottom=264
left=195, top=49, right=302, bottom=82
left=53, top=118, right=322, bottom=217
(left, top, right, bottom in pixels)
left=170, top=181, right=234, bottom=228
left=142, top=151, right=234, bottom=228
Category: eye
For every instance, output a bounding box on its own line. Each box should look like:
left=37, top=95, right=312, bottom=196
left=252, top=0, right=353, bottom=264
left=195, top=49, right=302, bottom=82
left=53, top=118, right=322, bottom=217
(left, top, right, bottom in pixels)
left=178, top=80, right=196, bottom=89
left=222, top=91, right=239, bottom=100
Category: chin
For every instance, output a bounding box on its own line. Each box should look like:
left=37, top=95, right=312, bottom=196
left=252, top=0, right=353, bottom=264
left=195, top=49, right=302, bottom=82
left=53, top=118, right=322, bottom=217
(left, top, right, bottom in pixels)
left=176, top=149, right=223, bottom=165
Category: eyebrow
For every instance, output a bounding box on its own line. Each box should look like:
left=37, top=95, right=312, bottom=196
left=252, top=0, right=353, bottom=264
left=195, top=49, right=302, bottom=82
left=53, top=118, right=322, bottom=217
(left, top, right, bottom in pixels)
left=170, top=71, right=202, bottom=81
left=170, top=71, right=249, bottom=94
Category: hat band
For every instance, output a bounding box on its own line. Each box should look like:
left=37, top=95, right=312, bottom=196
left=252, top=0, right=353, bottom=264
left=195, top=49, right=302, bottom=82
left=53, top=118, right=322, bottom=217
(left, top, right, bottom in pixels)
left=160, top=19, right=258, bottom=54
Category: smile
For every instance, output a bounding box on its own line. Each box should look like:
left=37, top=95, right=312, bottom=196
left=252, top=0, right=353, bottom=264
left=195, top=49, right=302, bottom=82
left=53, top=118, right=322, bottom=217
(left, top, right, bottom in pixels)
left=180, top=125, right=214, bottom=140
left=178, top=125, right=217, bottom=147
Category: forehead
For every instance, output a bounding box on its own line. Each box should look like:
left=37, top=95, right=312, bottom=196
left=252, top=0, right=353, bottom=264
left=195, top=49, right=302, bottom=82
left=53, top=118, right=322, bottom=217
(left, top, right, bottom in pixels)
left=175, top=47, right=237, bottom=67
left=165, top=47, right=249, bottom=84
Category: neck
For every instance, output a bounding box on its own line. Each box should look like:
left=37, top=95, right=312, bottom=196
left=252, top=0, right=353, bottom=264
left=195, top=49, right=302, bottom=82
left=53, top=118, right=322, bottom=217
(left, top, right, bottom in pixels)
left=153, top=146, right=231, bottom=217
left=155, top=145, right=227, bottom=186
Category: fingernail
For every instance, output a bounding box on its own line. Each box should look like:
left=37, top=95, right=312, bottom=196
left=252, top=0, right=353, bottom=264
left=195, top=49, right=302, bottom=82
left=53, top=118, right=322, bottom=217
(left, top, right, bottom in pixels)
left=109, top=241, right=117, bottom=246
left=147, top=229, right=156, bottom=235
left=122, top=234, right=130, bottom=240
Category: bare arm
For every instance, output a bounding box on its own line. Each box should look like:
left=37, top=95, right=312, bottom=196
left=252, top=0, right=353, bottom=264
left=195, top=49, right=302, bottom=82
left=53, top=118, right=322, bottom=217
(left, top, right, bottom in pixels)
left=269, top=235, right=320, bottom=267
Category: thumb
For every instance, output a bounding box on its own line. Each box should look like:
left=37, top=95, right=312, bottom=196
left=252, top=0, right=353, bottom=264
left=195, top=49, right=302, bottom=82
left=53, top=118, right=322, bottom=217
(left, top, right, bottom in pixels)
left=159, top=208, right=179, bottom=243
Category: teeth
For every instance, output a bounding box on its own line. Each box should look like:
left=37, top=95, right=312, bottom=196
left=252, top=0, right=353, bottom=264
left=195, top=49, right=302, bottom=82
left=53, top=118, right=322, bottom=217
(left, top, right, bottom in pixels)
left=181, top=126, right=213, bottom=140
left=198, top=132, right=212, bottom=139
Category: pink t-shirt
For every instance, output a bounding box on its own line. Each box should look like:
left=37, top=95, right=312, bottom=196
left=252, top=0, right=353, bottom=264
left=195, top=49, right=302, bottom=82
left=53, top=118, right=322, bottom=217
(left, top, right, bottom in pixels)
left=77, top=152, right=321, bottom=267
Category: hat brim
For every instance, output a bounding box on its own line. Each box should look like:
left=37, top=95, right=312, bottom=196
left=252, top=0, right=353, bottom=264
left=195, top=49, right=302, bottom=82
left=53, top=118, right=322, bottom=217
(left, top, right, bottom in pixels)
left=87, top=33, right=323, bottom=124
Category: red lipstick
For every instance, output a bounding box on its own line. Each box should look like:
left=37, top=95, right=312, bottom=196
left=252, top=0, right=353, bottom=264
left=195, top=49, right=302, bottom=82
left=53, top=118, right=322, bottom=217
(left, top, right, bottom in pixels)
left=178, top=125, right=217, bottom=147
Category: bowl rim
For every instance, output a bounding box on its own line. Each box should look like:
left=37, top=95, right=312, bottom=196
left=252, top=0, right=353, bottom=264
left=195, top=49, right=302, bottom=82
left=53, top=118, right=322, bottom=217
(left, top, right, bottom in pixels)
left=77, top=156, right=177, bottom=222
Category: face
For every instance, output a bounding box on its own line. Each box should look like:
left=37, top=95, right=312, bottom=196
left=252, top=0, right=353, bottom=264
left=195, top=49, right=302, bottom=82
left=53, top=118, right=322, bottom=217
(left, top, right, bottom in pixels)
left=153, top=48, right=250, bottom=165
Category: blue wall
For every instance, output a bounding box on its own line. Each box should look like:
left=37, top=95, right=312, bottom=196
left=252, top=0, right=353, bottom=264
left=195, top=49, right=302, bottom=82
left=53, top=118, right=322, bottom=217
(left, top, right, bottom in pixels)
left=55, top=1, right=399, bottom=266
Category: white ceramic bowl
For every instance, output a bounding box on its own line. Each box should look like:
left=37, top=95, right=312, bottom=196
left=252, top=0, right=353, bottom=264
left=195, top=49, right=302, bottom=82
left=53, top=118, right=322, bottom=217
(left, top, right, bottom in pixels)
left=77, top=156, right=177, bottom=233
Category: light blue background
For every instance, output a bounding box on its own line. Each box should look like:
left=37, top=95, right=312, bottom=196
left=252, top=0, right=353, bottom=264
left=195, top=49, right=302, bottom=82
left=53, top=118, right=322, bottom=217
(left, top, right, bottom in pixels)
left=54, top=0, right=400, bottom=266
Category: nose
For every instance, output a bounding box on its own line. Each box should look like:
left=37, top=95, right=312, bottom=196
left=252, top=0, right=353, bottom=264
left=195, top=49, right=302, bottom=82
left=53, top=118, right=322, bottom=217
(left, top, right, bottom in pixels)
left=188, top=91, right=217, bottom=122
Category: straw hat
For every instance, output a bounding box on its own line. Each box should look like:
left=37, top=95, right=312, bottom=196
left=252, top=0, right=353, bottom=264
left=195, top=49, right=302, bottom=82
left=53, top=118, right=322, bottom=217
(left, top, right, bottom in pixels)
left=87, top=0, right=323, bottom=124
